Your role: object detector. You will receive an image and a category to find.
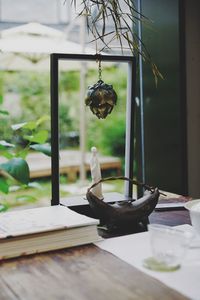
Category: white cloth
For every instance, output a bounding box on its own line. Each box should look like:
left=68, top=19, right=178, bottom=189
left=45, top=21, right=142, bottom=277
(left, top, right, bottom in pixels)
left=95, top=225, right=200, bottom=300
left=90, top=147, right=103, bottom=200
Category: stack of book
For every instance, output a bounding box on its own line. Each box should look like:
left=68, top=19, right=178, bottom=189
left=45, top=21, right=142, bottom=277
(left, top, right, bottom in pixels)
left=0, top=205, right=100, bottom=260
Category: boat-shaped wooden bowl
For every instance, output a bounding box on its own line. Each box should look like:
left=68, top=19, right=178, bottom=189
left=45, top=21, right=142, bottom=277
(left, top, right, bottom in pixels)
left=86, top=176, right=160, bottom=233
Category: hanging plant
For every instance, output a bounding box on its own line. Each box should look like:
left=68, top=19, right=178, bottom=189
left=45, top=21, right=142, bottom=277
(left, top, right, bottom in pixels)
left=70, top=0, right=163, bottom=84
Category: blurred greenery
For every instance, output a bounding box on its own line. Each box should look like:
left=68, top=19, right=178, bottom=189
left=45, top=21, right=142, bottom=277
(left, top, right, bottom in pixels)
left=0, top=65, right=128, bottom=210
left=86, top=66, right=127, bottom=157
left=0, top=180, right=50, bottom=210
left=0, top=177, right=129, bottom=211
left=0, top=110, right=51, bottom=210
left=87, top=114, right=126, bottom=157
left=0, top=65, right=127, bottom=155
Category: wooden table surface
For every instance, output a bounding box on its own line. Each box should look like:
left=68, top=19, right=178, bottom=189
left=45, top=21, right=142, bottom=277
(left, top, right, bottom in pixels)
left=150, top=195, right=191, bottom=226
left=0, top=244, right=189, bottom=300
left=0, top=196, right=191, bottom=300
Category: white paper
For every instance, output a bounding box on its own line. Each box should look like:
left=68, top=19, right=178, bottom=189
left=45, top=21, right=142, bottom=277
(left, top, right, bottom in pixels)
left=95, top=225, right=200, bottom=300
left=90, top=147, right=103, bottom=199
left=0, top=205, right=99, bottom=238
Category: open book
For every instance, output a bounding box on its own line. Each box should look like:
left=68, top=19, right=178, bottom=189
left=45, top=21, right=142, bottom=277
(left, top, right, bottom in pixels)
left=0, top=205, right=100, bottom=260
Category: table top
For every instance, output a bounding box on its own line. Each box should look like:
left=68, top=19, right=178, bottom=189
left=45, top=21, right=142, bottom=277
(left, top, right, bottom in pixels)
left=0, top=244, right=189, bottom=300
left=0, top=196, right=191, bottom=300
left=150, top=195, right=191, bottom=226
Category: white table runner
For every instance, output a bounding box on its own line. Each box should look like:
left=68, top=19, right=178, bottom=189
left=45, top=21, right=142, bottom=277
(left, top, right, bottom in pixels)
left=95, top=225, right=200, bottom=300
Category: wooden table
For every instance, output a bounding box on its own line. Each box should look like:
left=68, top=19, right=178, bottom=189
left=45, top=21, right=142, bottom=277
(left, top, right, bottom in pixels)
left=150, top=195, right=191, bottom=226
left=0, top=245, right=189, bottom=300
left=0, top=197, right=191, bottom=300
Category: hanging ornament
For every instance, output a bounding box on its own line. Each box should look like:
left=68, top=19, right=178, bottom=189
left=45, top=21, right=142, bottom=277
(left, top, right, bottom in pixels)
left=85, top=57, right=117, bottom=119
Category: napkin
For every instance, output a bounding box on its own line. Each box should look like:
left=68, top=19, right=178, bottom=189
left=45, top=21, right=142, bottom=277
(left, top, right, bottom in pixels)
left=96, top=224, right=200, bottom=300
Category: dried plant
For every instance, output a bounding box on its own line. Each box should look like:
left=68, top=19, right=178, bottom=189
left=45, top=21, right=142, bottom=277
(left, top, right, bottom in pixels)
left=70, top=0, right=163, bottom=84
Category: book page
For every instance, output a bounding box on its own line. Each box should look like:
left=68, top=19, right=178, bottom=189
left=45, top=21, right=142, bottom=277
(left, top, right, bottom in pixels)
left=0, top=205, right=99, bottom=238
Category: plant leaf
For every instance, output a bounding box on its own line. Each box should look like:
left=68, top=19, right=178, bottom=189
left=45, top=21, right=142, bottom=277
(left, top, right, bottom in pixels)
left=70, top=0, right=163, bottom=84
left=16, top=148, right=29, bottom=160
left=23, top=121, right=38, bottom=130
left=0, top=109, right=9, bottom=115
left=0, top=150, right=14, bottom=159
left=0, top=140, right=15, bottom=148
left=30, top=143, right=51, bottom=156
left=36, top=115, right=50, bottom=127
left=12, top=120, right=38, bottom=131
left=11, top=115, right=50, bottom=132
left=28, top=181, right=43, bottom=189
left=11, top=122, right=27, bottom=131
left=0, top=158, right=30, bottom=185
left=0, top=203, right=9, bottom=212
left=0, top=178, right=9, bottom=194
left=24, top=130, right=49, bottom=144
left=15, top=195, right=37, bottom=203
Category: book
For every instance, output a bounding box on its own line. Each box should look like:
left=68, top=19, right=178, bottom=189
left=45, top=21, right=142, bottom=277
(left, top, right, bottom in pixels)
left=0, top=205, right=100, bottom=260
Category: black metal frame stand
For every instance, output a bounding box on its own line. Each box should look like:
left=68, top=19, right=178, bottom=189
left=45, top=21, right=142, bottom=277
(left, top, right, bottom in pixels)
left=50, top=53, right=136, bottom=206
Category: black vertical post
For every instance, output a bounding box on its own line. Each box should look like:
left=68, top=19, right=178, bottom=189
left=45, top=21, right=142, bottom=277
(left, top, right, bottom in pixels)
left=137, top=0, right=146, bottom=197
left=125, top=60, right=136, bottom=198
left=179, top=0, right=188, bottom=195
left=50, top=54, right=60, bottom=205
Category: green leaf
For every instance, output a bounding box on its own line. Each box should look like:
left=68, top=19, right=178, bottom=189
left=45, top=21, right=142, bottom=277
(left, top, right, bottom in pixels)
left=21, top=116, right=50, bottom=131
left=0, top=158, right=30, bottom=185
left=0, top=140, right=15, bottom=148
left=0, top=203, right=9, bottom=212
left=36, top=115, right=50, bottom=127
left=24, top=130, right=48, bottom=144
left=11, top=122, right=27, bottom=131
left=30, top=143, right=51, bottom=156
left=23, top=121, right=37, bottom=130
left=12, top=121, right=37, bottom=131
left=0, top=109, right=9, bottom=116
left=0, top=150, right=14, bottom=159
left=9, top=185, right=21, bottom=192
left=0, top=141, right=15, bottom=159
left=11, top=115, right=50, bottom=132
left=16, top=148, right=29, bottom=159
left=28, top=181, right=43, bottom=190
left=15, top=195, right=37, bottom=203
left=0, top=178, right=9, bottom=194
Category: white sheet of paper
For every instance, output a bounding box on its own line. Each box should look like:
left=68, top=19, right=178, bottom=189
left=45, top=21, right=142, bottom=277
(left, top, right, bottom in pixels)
left=95, top=225, right=200, bottom=300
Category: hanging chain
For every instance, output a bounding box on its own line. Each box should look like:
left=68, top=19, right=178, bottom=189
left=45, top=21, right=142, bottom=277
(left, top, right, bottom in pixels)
left=98, top=58, right=102, bottom=81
